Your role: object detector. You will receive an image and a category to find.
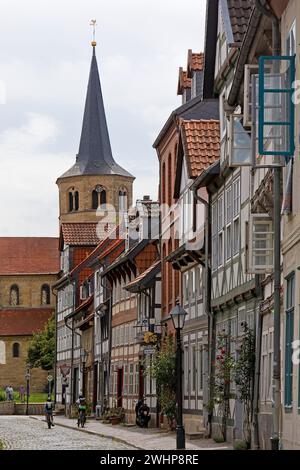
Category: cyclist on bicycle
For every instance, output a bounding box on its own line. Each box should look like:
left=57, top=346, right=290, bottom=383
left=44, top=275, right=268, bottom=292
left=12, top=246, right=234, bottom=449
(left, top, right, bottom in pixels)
left=44, top=397, right=54, bottom=427
left=76, top=394, right=87, bottom=427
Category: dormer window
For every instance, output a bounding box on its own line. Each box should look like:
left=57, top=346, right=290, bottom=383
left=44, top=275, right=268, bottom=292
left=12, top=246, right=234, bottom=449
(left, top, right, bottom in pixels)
left=92, top=185, right=107, bottom=210
left=68, top=189, right=79, bottom=212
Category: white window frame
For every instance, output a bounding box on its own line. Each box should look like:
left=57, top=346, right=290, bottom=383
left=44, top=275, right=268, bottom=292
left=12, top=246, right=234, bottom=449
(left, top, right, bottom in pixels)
left=229, top=114, right=252, bottom=167
left=248, top=214, right=274, bottom=273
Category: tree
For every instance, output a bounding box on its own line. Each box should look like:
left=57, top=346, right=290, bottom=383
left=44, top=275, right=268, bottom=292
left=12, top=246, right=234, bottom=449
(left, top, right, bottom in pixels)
left=27, top=314, right=55, bottom=371
left=150, top=334, right=176, bottom=427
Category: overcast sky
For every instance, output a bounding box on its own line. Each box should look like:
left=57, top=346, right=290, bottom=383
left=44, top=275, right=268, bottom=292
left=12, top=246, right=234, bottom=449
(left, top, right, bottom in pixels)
left=0, top=0, right=206, bottom=236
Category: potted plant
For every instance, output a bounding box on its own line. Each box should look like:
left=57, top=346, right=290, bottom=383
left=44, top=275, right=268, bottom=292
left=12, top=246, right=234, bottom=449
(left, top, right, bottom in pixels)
left=104, top=406, right=125, bottom=425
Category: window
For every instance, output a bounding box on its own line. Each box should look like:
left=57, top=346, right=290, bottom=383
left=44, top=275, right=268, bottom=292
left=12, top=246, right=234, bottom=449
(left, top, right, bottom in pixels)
left=233, top=179, right=240, bottom=217
left=198, top=346, right=203, bottom=393
left=184, top=345, right=189, bottom=395
left=129, top=364, right=134, bottom=395
left=226, top=186, right=232, bottom=224
left=229, top=114, right=252, bottom=166
left=191, top=344, right=196, bottom=394
left=10, top=285, right=19, bottom=306
left=68, top=189, right=79, bottom=212
left=119, top=188, right=128, bottom=213
left=92, top=185, right=106, bottom=210
left=248, top=214, right=274, bottom=273
left=285, top=273, right=295, bottom=407
left=226, top=225, right=232, bottom=260
left=167, top=153, right=172, bottom=205
left=183, top=272, right=189, bottom=307
left=212, top=202, right=218, bottom=270
left=220, top=92, right=226, bottom=137
left=233, top=218, right=240, bottom=255
left=12, top=343, right=20, bottom=358
left=41, top=284, right=50, bottom=305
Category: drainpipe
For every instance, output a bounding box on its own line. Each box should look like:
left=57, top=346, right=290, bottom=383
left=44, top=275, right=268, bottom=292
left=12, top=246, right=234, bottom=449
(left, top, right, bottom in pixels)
left=255, top=0, right=281, bottom=451
left=52, top=285, right=58, bottom=405
left=193, top=187, right=213, bottom=436
left=253, top=296, right=263, bottom=449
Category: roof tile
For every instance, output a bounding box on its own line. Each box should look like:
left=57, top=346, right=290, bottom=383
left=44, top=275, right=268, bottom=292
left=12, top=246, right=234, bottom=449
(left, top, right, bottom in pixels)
left=61, top=223, right=100, bottom=246
left=0, top=238, right=59, bottom=275
left=227, top=0, right=254, bottom=43
left=180, top=119, right=220, bottom=178
left=0, top=308, right=53, bottom=336
left=187, top=51, right=204, bottom=76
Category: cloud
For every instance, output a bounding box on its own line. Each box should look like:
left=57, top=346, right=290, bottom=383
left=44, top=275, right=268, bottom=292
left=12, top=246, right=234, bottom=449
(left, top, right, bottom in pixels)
left=0, top=113, right=73, bottom=236
left=0, top=0, right=206, bottom=236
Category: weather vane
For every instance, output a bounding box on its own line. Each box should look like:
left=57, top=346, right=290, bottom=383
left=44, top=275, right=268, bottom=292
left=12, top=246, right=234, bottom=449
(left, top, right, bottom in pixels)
left=90, top=19, right=97, bottom=46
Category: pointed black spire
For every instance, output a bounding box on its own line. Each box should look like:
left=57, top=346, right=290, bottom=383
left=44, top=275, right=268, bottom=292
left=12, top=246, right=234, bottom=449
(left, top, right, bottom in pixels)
left=59, top=44, right=133, bottom=179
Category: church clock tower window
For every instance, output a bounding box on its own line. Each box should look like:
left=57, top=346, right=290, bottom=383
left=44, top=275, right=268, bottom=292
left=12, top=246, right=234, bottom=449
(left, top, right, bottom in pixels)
left=68, top=189, right=79, bottom=212
left=92, top=185, right=106, bottom=210
left=119, top=188, right=128, bottom=213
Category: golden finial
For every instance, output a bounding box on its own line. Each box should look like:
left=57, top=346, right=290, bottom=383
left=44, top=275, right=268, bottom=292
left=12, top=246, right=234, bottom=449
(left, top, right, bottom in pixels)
left=90, top=19, right=97, bottom=47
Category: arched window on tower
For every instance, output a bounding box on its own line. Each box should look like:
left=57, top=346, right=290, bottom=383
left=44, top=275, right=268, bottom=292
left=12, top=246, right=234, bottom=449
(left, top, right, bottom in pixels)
left=10, top=285, right=19, bottom=306
left=92, top=185, right=106, bottom=210
left=68, top=189, right=79, bottom=212
left=119, top=188, right=127, bottom=213
left=41, top=284, right=50, bottom=305
left=12, top=343, right=20, bottom=358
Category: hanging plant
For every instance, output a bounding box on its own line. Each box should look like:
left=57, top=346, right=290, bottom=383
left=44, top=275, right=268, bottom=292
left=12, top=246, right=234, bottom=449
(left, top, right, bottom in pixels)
left=210, top=331, right=235, bottom=441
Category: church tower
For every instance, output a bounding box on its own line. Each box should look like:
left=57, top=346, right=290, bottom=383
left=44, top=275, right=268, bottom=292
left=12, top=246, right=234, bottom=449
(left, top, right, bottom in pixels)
left=57, top=41, right=134, bottom=225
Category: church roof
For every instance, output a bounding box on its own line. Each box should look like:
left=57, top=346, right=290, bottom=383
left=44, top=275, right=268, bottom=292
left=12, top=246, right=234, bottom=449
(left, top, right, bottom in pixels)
left=58, top=46, right=134, bottom=180
left=0, top=238, right=59, bottom=275
left=0, top=308, right=53, bottom=336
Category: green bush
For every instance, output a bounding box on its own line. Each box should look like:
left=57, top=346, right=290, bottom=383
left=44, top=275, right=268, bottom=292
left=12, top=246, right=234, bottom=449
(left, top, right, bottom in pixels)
left=213, top=436, right=225, bottom=443
left=233, top=440, right=249, bottom=450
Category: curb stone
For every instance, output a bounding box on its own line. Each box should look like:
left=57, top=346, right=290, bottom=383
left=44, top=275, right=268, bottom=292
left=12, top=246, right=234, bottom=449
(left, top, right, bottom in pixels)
left=29, top=416, right=141, bottom=450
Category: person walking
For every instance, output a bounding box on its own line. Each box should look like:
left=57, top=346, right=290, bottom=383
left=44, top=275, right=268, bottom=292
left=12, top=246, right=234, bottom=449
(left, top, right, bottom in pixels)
left=8, top=385, right=14, bottom=401
left=19, top=385, right=25, bottom=403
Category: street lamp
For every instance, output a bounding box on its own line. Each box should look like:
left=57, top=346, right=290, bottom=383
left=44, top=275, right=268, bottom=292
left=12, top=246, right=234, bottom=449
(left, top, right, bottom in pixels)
left=25, top=368, right=30, bottom=416
left=80, top=349, right=88, bottom=396
left=170, top=303, right=187, bottom=450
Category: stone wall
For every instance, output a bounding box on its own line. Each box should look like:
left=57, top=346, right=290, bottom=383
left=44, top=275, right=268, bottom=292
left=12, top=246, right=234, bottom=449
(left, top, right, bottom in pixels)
left=0, top=402, right=44, bottom=415
left=0, top=335, right=49, bottom=392
left=57, top=174, right=134, bottom=224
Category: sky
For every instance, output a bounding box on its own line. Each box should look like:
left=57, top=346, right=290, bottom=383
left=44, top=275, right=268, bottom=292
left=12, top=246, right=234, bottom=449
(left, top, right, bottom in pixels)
left=0, top=0, right=206, bottom=236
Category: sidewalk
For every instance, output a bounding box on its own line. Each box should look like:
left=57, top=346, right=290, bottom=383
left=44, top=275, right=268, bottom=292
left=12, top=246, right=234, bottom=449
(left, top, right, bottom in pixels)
left=31, top=415, right=231, bottom=450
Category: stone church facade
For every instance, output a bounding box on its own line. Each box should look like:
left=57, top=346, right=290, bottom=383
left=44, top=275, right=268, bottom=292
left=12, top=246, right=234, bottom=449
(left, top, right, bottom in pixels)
left=0, top=237, right=59, bottom=393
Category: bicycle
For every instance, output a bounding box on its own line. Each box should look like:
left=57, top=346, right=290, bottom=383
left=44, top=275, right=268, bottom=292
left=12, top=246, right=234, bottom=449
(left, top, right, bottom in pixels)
left=46, top=413, right=53, bottom=429
left=77, top=408, right=86, bottom=428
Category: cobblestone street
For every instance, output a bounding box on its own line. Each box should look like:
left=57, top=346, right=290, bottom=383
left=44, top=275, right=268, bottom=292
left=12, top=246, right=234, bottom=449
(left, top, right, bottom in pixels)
left=0, top=416, right=134, bottom=450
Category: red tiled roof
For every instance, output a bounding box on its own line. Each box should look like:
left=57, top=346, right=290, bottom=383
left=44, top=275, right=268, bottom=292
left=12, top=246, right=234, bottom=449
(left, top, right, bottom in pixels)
left=61, top=223, right=100, bottom=246
left=180, top=119, right=220, bottom=178
left=187, top=50, right=204, bottom=76
left=177, top=67, right=192, bottom=95
left=125, top=260, right=161, bottom=292
left=0, top=308, right=53, bottom=336
left=0, top=238, right=59, bottom=275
